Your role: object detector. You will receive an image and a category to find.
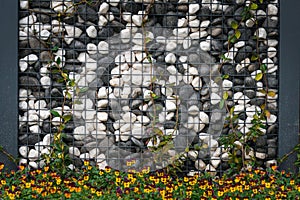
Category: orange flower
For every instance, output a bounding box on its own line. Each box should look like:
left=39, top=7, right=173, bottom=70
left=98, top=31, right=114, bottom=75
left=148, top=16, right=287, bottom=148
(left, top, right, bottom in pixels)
left=0, top=163, right=5, bottom=171
left=64, top=191, right=71, bottom=198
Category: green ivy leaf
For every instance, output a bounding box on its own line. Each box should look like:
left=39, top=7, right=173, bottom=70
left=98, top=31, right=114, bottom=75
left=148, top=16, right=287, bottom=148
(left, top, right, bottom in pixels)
left=229, top=35, right=238, bottom=43
left=250, top=3, right=258, bottom=10
left=223, top=91, right=229, bottom=100
left=255, top=73, right=263, bottom=81
left=51, top=46, right=59, bottom=52
left=259, top=0, right=263, bottom=3
left=56, top=57, right=61, bottom=65
left=231, top=21, right=239, bottom=30
left=235, top=30, right=241, bottom=39
left=145, top=37, right=152, bottom=44
left=267, top=91, right=276, bottom=97
left=260, top=64, right=267, bottom=72
left=222, top=74, right=229, bottom=79
left=219, top=99, right=225, bottom=109
left=79, top=87, right=89, bottom=93
left=50, top=110, right=60, bottom=117
left=63, top=115, right=72, bottom=123
left=251, top=54, right=259, bottom=61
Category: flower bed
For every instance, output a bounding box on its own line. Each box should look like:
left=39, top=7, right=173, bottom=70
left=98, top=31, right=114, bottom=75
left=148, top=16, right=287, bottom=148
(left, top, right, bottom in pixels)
left=0, top=162, right=299, bottom=199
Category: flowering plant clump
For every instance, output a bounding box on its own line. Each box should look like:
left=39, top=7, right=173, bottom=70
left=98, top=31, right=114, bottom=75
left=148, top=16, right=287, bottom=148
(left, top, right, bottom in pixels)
left=0, top=162, right=299, bottom=199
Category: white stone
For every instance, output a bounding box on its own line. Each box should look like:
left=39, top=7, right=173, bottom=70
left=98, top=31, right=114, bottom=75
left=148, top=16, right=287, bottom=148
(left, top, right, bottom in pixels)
left=40, top=29, right=50, bottom=40
left=210, top=93, right=221, bottom=105
left=97, top=112, right=108, bottom=121
left=132, top=15, right=142, bottom=26
left=86, top=26, right=97, bottom=38
left=97, top=87, right=108, bottom=98
left=255, top=152, right=266, bottom=159
left=107, top=0, right=119, bottom=6
left=222, top=80, right=233, bottom=90
left=74, top=126, right=89, bottom=140
left=95, top=122, right=106, bottom=131
left=86, top=58, right=97, bottom=71
left=120, top=29, right=131, bottom=43
left=99, top=2, right=109, bottom=14
left=234, top=41, right=246, bottom=48
left=89, top=148, right=100, bottom=158
left=211, top=157, right=221, bottom=168
left=188, top=151, right=198, bottom=160
left=262, top=58, right=275, bottom=70
left=267, top=4, right=278, bottom=15
left=97, top=100, right=108, bottom=109
left=122, top=112, right=137, bottom=123
left=41, top=148, right=50, bottom=155
left=19, top=146, right=29, bottom=158
left=255, top=28, right=267, bottom=39
left=183, top=36, right=192, bottom=49
left=20, top=0, right=29, bottom=9
left=115, top=54, right=126, bottom=65
left=200, top=41, right=211, bottom=51
left=166, top=42, right=177, bottom=51
left=19, top=89, right=29, bottom=100
left=235, top=0, right=245, bottom=4
left=132, top=126, right=145, bottom=139
left=267, top=47, right=277, bottom=58
left=120, top=123, right=131, bottom=132
left=65, top=25, right=82, bottom=38
left=82, top=109, right=96, bottom=120
left=29, top=161, right=38, bottom=169
left=51, top=116, right=60, bottom=126
left=173, top=27, right=189, bottom=37
left=34, top=100, right=47, bottom=109
left=267, top=114, right=277, bottom=125
left=28, top=149, right=39, bottom=161
left=110, top=78, right=123, bottom=87
left=188, top=105, right=199, bottom=116
left=245, top=18, right=255, bottom=27
left=19, top=14, right=37, bottom=27
left=199, top=112, right=209, bottom=124
left=246, top=105, right=261, bottom=117
left=136, top=115, right=150, bottom=124
left=42, top=134, right=51, bottom=146
left=98, top=15, right=108, bottom=26
left=191, top=77, right=202, bottom=90
left=23, top=54, right=38, bottom=65
left=91, top=130, right=106, bottom=139
left=87, top=43, right=98, bottom=54
left=177, top=18, right=187, bottom=27
left=165, top=53, right=176, bottom=64
left=40, top=76, right=51, bottom=89
left=28, top=113, right=39, bottom=125
left=189, top=3, right=200, bottom=14
left=19, top=101, right=28, bottom=110
left=195, top=159, right=206, bottom=170
left=166, top=100, right=177, bottom=111
left=79, top=153, right=90, bottom=160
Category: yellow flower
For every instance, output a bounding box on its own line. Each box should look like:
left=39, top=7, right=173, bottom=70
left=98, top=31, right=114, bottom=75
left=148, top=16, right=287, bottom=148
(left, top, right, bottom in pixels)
left=96, top=190, right=103, bottom=197
left=0, top=163, right=4, bottom=171
left=124, top=181, right=130, bottom=188
left=144, top=187, right=151, bottom=193
left=268, top=190, right=274, bottom=195
left=154, top=178, right=160, bottom=184
left=25, top=182, right=31, bottom=189
left=186, top=190, right=192, bottom=196
left=253, top=188, right=258, bottom=194
left=91, top=187, right=96, bottom=194
left=99, top=170, right=104, bottom=175
left=134, top=187, right=139, bottom=193
left=116, top=176, right=121, bottom=183
left=142, top=166, right=150, bottom=174
left=84, top=175, right=89, bottom=181
left=161, top=176, right=167, bottom=183
left=105, top=166, right=111, bottom=173
left=217, top=190, right=224, bottom=197
left=1, top=179, right=6, bottom=185
left=290, top=179, right=295, bottom=185
left=115, top=170, right=120, bottom=176
left=56, top=178, right=62, bottom=185
left=84, top=160, right=90, bottom=166
left=183, top=176, right=189, bottom=182
left=149, top=175, right=155, bottom=181
left=128, top=173, right=134, bottom=179
left=75, top=187, right=82, bottom=193
left=218, top=180, right=224, bottom=185
left=265, top=182, right=271, bottom=188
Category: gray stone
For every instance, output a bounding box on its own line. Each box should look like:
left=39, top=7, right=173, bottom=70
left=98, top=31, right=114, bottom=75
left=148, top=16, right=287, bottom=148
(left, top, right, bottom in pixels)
left=162, top=12, right=178, bottom=28
left=77, top=5, right=98, bottom=24
left=173, top=128, right=196, bottom=152
left=29, top=37, right=47, bottom=53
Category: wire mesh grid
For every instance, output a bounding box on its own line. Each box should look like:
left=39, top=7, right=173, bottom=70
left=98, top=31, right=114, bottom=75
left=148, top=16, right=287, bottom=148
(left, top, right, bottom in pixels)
left=18, top=0, right=279, bottom=176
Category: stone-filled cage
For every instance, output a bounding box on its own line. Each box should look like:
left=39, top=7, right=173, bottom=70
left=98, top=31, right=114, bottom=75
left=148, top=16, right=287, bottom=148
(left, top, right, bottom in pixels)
left=17, top=0, right=280, bottom=176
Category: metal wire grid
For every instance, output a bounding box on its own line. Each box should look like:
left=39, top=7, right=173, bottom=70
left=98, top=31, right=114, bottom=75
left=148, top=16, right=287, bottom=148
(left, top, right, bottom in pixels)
left=18, top=0, right=279, bottom=175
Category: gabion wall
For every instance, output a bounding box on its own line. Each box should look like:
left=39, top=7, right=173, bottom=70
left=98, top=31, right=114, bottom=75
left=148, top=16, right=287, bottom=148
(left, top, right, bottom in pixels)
left=18, top=0, right=279, bottom=175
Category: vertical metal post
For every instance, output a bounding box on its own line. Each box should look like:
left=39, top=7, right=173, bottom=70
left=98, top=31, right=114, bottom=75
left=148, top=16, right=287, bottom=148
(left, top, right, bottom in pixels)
left=279, top=0, right=300, bottom=173
left=0, top=0, right=18, bottom=170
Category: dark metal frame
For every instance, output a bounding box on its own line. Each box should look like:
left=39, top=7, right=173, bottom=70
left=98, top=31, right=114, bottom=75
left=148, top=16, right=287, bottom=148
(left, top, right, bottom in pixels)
left=278, top=0, right=300, bottom=173
left=0, top=0, right=299, bottom=172
left=0, top=0, right=18, bottom=170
